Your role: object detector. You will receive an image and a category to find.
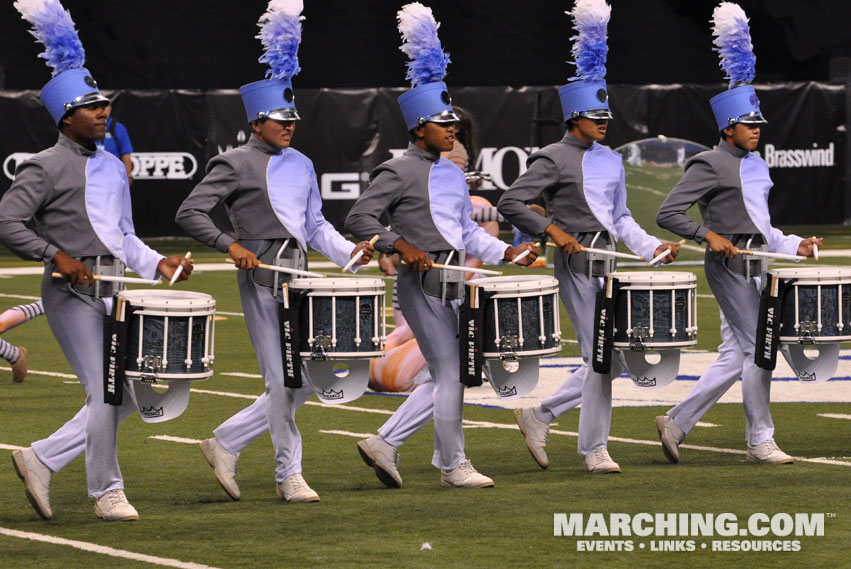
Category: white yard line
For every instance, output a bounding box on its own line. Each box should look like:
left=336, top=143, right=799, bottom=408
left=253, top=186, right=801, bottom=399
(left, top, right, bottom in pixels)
left=0, top=527, right=222, bottom=569
left=817, top=413, right=851, bottom=420
left=0, top=292, right=41, bottom=301
left=318, top=429, right=374, bottom=438
left=149, top=435, right=202, bottom=445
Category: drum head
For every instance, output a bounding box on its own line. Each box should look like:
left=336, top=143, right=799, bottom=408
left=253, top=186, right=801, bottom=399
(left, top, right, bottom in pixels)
left=782, top=343, right=840, bottom=383
left=620, top=349, right=681, bottom=389
left=129, top=381, right=192, bottom=423
left=483, top=358, right=540, bottom=399
left=609, top=271, right=697, bottom=287
left=289, top=277, right=386, bottom=294
left=471, top=275, right=559, bottom=294
left=118, top=289, right=216, bottom=310
left=305, top=359, right=371, bottom=404
left=769, top=266, right=851, bottom=284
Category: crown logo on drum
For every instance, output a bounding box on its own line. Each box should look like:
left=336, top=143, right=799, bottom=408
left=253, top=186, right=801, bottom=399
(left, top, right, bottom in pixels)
left=635, top=377, right=657, bottom=387
left=495, top=385, right=518, bottom=398
left=318, top=388, right=344, bottom=400
left=797, top=371, right=817, bottom=382
left=141, top=406, right=164, bottom=418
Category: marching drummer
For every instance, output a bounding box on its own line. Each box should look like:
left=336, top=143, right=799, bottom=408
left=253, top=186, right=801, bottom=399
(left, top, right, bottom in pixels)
left=1, top=1, right=192, bottom=521
left=346, top=3, right=538, bottom=489
left=653, top=3, right=821, bottom=465
left=497, top=0, right=680, bottom=474
left=175, top=1, right=374, bottom=503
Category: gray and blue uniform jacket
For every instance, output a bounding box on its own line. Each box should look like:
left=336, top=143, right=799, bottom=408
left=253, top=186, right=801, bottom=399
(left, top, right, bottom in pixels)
left=656, top=139, right=801, bottom=255
left=345, top=143, right=507, bottom=264
left=175, top=137, right=354, bottom=267
left=0, top=133, right=163, bottom=278
left=497, top=132, right=660, bottom=260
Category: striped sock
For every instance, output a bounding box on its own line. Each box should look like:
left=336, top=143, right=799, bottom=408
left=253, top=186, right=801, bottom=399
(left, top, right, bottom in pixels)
left=0, top=338, right=20, bottom=364
left=13, top=300, right=45, bottom=321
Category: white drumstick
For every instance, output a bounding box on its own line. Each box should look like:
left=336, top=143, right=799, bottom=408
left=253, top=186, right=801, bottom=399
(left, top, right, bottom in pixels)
left=545, top=241, right=643, bottom=260
left=342, top=235, right=379, bottom=273
left=52, top=273, right=161, bottom=286
left=812, top=237, right=819, bottom=260
left=511, top=249, right=531, bottom=264
left=738, top=250, right=805, bottom=262
left=225, top=258, right=326, bottom=278
left=169, top=251, right=191, bottom=286
left=647, top=239, right=686, bottom=266
left=401, top=261, right=502, bottom=276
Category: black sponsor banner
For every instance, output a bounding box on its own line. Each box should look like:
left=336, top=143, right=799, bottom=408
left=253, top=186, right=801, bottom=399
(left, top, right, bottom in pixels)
left=1, top=82, right=846, bottom=238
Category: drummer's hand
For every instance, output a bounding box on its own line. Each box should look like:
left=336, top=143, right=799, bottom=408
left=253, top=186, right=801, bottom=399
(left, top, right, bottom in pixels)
left=705, top=230, right=738, bottom=258
left=351, top=241, right=375, bottom=265
left=53, top=250, right=94, bottom=284
left=798, top=236, right=823, bottom=258
left=157, top=255, right=194, bottom=282
left=504, top=242, right=539, bottom=267
left=654, top=242, right=681, bottom=265
left=545, top=224, right=582, bottom=254
left=393, top=238, right=432, bottom=272
left=377, top=253, right=398, bottom=277
left=228, top=242, right=260, bottom=270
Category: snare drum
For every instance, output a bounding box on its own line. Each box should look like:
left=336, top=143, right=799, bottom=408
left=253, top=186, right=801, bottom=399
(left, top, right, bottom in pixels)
left=120, top=290, right=217, bottom=381
left=470, top=275, right=561, bottom=359
left=610, top=271, right=698, bottom=351
left=769, top=267, right=851, bottom=344
left=288, top=278, right=386, bottom=359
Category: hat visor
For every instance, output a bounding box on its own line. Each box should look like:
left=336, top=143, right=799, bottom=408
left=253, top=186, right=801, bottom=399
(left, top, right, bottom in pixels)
left=423, top=109, right=461, bottom=125
left=264, top=108, right=301, bottom=121
left=576, top=109, right=614, bottom=120
left=64, top=91, right=110, bottom=112
left=735, top=112, right=767, bottom=125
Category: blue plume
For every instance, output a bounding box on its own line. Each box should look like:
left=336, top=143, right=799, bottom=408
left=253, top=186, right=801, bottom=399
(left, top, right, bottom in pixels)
left=567, top=0, right=611, bottom=82
left=397, top=3, right=450, bottom=87
left=14, top=0, right=85, bottom=76
left=712, top=2, right=756, bottom=88
left=256, top=0, right=303, bottom=80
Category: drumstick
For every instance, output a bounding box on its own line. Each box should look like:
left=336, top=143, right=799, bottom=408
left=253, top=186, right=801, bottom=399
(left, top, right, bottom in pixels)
left=341, top=235, right=379, bottom=273
left=169, top=251, right=191, bottom=286
left=737, top=250, right=805, bottom=262
left=812, top=236, right=819, bottom=261
left=401, top=261, right=502, bottom=276
left=546, top=242, right=643, bottom=260
left=647, top=239, right=687, bottom=266
left=52, top=273, right=162, bottom=286
left=224, top=258, right=326, bottom=278
left=511, top=249, right=532, bottom=264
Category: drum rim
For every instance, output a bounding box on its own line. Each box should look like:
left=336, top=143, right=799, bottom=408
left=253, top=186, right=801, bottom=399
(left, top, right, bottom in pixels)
left=769, top=266, right=851, bottom=280
left=289, top=277, right=386, bottom=292
left=117, top=289, right=216, bottom=307
left=609, top=271, right=697, bottom=284
left=472, top=274, right=559, bottom=291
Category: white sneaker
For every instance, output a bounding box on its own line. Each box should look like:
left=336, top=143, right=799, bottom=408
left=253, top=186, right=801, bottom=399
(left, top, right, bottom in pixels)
left=11, top=347, right=28, bottom=383
left=357, top=436, right=403, bottom=488
left=583, top=447, right=621, bottom=473
left=747, top=440, right=795, bottom=464
left=276, top=474, right=320, bottom=503
left=11, top=447, right=52, bottom=519
left=94, top=490, right=139, bottom=521
left=655, top=415, right=685, bottom=464
left=514, top=408, right=550, bottom=469
left=201, top=438, right=240, bottom=500
left=440, top=460, right=494, bottom=488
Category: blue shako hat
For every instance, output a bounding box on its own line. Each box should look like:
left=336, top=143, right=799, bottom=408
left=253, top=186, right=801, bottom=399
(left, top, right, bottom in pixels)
left=558, top=0, right=613, bottom=122
left=396, top=3, right=459, bottom=130
left=709, top=2, right=766, bottom=131
left=15, top=0, right=109, bottom=124
left=240, top=0, right=304, bottom=122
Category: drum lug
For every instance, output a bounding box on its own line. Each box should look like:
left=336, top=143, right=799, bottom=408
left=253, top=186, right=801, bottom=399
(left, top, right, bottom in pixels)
left=139, top=354, right=162, bottom=383
left=310, top=333, right=332, bottom=361
left=499, top=335, right=519, bottom=361
left=629, top=326, right=648, bottom=352
left=797, top=321, right=817, bottom=345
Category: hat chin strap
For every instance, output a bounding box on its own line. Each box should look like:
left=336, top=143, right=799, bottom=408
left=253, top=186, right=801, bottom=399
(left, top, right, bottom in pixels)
left=782, top=343, right=840, bottom=383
